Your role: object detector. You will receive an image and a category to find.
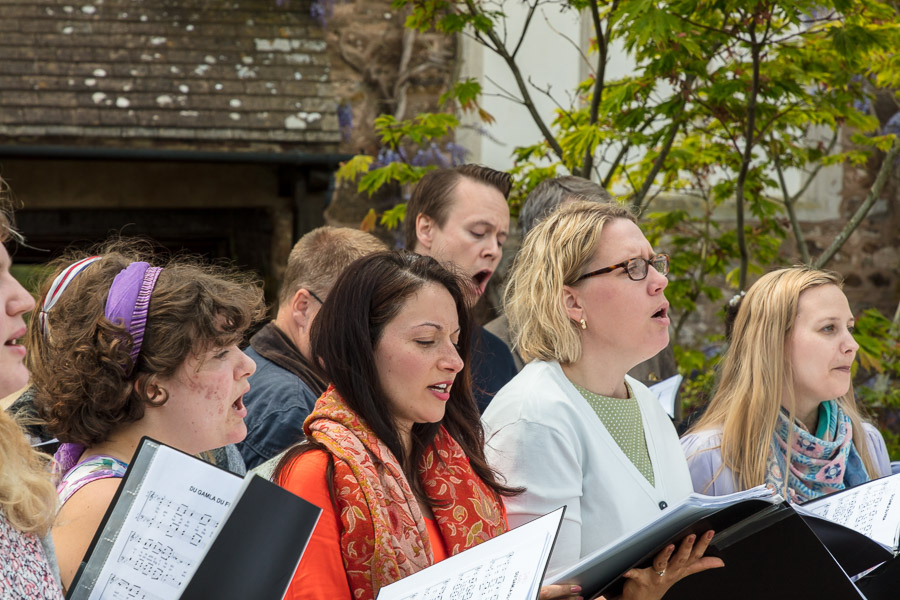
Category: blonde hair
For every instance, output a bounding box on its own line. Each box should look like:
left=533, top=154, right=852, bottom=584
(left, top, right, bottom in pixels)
left=689, top=266, right=877, bottom=494
left=278, top=226, right=386, bottom=306
left=504, top=200, right=636, bottom=364
left=0, top=186, right=57, bottom=535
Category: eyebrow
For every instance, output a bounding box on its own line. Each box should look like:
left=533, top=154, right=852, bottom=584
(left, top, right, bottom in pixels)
left=814, top=316, right=855, bottom=324
left=469, top=220, right=508, bottom=235
left=413, top=322, right=461, bottom=334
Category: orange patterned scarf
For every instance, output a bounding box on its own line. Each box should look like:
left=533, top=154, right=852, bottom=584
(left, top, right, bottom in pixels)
left=305, top=385, right=508, bottom=600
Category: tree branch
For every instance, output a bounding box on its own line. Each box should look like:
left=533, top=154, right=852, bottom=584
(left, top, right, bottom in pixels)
left=528, top=76, right=576, bottom=127
left=773, top=151, right=811, bottom=264
left=538, top=8, right=592, bottom=70
left=463, top=0, right=565, bottom=161
left=483, top=75, right=527, bottom=105
left=393, top=26, right=417, bottom=120
left=512, top=0, right=540, bottom=60
left=671, top=11, right=751, bottom=43
left=600, top=114, right=661, bottom=188
left=734, top=22, right=763, bottom=290
left=578, top=0, right=615, bottom=178
left=632, top=115, right=684, bottom=212
left=814, top=139, right=900, bottom=268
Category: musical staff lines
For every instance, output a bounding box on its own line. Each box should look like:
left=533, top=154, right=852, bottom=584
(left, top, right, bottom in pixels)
left=115, top=532, right=193, bottom=587
left=98, top=574, right=166, bottom=600
left=134, top=491, right=219, bottom=547
left=396, top=552, right=516, bottom=600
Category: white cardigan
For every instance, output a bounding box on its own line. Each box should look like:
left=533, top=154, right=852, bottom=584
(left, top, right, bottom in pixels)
left=483, top=361, right=694, bottom=574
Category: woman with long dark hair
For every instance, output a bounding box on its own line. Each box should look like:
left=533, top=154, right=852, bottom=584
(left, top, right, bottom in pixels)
left=274, top=251, right=583, bottom=600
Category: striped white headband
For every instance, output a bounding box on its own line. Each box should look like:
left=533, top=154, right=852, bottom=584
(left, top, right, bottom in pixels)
left=38, top=256, right=102, bottom=338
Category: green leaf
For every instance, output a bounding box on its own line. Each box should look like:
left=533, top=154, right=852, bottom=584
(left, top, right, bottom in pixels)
left=336, top=155, right=375, bottom=185
left=380, top=203, right=407, bottom=230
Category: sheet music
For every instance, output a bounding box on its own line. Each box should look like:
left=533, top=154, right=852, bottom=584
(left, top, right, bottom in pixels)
left=376, top=508, right=564, bottom=600
left=86, top=444, right=244, bottom=600
left=648, top=375, right=682, bottom=418
left=799, top=474, right=900, bottom=551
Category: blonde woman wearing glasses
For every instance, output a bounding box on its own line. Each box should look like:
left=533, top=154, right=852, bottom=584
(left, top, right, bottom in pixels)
left=483, top=201, right=721, bottom=599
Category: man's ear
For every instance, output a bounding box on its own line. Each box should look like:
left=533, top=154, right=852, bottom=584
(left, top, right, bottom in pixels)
left=561, top=285, right=584, bottom=324
left=415, top=213, right=436, bottom=251
left=290, top=288, right=315, bottom=329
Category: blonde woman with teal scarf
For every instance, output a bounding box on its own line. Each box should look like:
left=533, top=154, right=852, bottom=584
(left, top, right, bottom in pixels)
left=682, top=267, right=890, bottom=501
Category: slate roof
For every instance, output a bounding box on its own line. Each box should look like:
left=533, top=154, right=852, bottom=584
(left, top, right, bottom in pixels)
left=0, top=0, right=341, bottom=152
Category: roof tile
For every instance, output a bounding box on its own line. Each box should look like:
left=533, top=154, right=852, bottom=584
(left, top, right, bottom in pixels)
left=0, top=0, right=340, bottom=151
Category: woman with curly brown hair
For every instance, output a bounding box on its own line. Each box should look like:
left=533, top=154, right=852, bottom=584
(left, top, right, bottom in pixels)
left=0, top=189, right=63, bottom=599
left=28, top=242, right=265, bottom=591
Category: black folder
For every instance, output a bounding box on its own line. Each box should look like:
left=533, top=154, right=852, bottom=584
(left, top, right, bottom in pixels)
left=548, top=490, right=869, bottom=600
left=67, top=437, right=321, bottom=600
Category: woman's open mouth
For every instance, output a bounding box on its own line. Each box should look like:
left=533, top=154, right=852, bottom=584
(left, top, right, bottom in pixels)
left=651, top=305, right=670, bottom=325
left=427, top=382, right=452, bottom=401
left=4, top=329, right=27, bottom=356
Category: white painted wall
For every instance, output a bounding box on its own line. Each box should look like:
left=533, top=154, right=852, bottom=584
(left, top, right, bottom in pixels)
left=457, top=9, right=842, bottom=221
left=457, top=3, right=585, bottom=170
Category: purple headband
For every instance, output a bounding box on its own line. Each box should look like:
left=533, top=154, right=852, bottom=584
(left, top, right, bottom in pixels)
left=105, top=262, right=163, bottom=367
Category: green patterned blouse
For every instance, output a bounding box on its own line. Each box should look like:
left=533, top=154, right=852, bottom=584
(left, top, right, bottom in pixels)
left=573, top=381, right=655, bottom=486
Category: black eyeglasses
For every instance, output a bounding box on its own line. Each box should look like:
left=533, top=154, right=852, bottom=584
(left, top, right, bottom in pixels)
left=577, top=254, right=670, bottom=282
left=307, top=289, right=325, bottom=304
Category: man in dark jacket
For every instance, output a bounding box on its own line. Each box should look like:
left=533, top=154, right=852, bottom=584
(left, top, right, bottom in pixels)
left=237, top=227, right=385, bottom=468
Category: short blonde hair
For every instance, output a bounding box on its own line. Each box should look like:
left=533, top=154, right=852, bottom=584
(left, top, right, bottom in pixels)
left=279, top=226, right=386, bottom=306
left=504, top=200, right=636, bottom=364
left=690, top=266, right=878, bottom=493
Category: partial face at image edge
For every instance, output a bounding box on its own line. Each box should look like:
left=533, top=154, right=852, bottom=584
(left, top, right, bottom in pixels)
left=0, top=243, right=36, bottom=397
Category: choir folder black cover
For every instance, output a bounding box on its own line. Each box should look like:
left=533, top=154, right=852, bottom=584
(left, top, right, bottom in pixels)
left=67, top=437, right=321, bottom=600
left=547, top=487, right=875, bottom=600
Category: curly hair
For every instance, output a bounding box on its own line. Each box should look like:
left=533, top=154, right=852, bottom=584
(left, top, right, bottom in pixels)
left=29, top=240, right=266, bottom=447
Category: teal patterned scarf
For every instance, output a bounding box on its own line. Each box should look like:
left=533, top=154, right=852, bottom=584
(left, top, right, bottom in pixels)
left=765, top=400, right=868, bottom=503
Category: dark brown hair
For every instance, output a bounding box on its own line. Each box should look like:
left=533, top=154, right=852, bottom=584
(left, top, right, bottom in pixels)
left=275, top=250, right=520, bottom=504
left=403, top=164, right=511, bottom=249
left=29, top=240, right=266, bottom=446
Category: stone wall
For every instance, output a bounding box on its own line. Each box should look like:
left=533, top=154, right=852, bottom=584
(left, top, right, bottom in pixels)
left=319, top=0, right=457, bottom=155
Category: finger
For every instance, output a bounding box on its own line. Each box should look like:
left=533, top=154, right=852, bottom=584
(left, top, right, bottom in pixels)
left=538, top=584, right=582, bottom=600
left=682, top=556, right=725, bottom=577
left=689, top=530, right=715, bottom=560
left=669, top=534, right=697, bottom=567
left=651, top=544, right=675, bottom=574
